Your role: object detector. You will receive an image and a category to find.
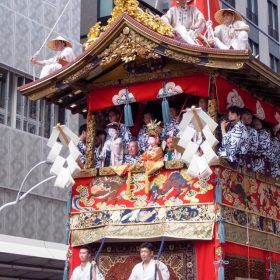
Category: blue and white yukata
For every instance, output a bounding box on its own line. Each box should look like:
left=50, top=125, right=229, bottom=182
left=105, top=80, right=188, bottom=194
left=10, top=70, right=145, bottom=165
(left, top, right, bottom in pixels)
left=124, top=153, right=141, bottom=164
left=244, top=125, right=258, bottom=170
left=137, top=125, right=149, bottom=153
left=161, top=118, right=180, bottom=138
left=252, top=129, right=271, bottom=174
left=269, top=137, right=280, bottom=178
left=218, top=121, right=249, bottom=164
left=77, top=140, right=86, bottom=164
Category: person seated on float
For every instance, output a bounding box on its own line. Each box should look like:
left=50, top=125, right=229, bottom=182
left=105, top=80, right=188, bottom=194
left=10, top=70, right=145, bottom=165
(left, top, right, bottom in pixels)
left=129, top=242, right=170, bottom=280
left=94, top=130, right=107, bottom=168
left=273, top=129, right=280, bottom=178
left=107, top=108, right=132, bottom=153
left=210, top=9, right=249, bottom=50
left=251, top=118, right=271, bottom=174
left=266, top=127, right=280, bottom=178
left=218, top=106, right=249, bottom=165
left=161, top=0, right=205, bottom=46
left=31, top=36, right=76, bottom=78
left=124, top=140, right=141, bottom=164
left=164, top=136, right=181, bottom=161
left=161, top=105, right=180, bottom=139
left=198, top=97, right=208, bottom=113
left=101, top=123, right=123, bottom=167
left=77, top=124, right=87, bottom=166
left=241, top=109, right=258, bottom=170
left=141, top=121, right=164, bottom=163
left=137, top=111, right=154, bottom=153
left=71, top=246, right=104, bottom=280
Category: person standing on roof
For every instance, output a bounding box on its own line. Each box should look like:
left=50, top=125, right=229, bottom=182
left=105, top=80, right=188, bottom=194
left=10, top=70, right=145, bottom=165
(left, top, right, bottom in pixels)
left=161, top=0, right=205, bottom=46
left=31, top=36, right=76, bottom=78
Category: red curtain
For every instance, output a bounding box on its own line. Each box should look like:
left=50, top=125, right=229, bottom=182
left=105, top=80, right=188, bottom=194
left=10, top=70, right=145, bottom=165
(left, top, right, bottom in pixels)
left=170, top=0, right=221, bottom=26
left=88, top=74, right=210, bottom=113
left=216, top=77, right=280, bottom=125
left=196, top=240, right=215, bottom=280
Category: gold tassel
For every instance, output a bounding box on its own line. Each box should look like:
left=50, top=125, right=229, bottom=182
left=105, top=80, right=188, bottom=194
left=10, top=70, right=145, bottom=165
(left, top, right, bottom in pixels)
left=145, top=172, right=150, bottom=194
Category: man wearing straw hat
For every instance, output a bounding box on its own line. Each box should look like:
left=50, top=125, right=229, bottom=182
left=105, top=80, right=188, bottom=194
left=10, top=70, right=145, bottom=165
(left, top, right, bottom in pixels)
left=212, top=8, right=249, bottom=50
left=161, top=0, right=205, bottom=46
left=31, top=36, right=76, bottom=78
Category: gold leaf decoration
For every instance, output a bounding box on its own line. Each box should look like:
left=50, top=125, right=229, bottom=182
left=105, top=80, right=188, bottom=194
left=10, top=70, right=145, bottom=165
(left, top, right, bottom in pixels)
left=84, top=0, right=174, bottom=49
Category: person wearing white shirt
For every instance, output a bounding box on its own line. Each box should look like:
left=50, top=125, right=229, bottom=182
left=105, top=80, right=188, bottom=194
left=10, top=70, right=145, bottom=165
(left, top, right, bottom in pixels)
left=212, top=9, right=249, bottom=50
left=129, top=242, right=170, bottom=280
left=71, top=246, right=104, bottom=280
left=161, top=0, right=205, bottom=46
left=31, top=36, right=76, bottom=78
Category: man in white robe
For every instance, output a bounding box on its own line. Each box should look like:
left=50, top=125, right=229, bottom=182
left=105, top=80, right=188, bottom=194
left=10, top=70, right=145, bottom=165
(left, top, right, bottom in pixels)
left=212, top=9, right=249, bottom=50
left=31, top=36, right=76, bottom=78
left=161, top=0, right=205, bottom=46
left=129, top=242, right=170, bottom=280
left=71, top=246, right=104, bottom=280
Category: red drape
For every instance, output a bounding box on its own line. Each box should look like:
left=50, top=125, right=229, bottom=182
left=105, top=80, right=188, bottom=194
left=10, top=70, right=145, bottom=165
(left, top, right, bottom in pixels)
left=216, top=77, right=280, bottom=125
left=88, top=74, right=210, bottom=113
left=171, top=0, right=221, bottom=26
left=196, top=240, right=215, bottom=280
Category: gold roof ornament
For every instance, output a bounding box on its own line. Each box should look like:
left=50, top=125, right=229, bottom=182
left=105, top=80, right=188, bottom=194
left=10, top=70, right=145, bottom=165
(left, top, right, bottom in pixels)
left=84, top=0, right=174, bottom=49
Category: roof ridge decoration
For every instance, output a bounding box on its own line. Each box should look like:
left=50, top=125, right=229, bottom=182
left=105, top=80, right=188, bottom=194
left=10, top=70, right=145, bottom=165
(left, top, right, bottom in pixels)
left=84, top=0, right=174, bottom=49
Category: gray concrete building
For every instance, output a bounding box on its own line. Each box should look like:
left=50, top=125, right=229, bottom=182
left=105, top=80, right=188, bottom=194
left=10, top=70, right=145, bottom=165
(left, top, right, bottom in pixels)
left=0, top=0, right=82, bottom=279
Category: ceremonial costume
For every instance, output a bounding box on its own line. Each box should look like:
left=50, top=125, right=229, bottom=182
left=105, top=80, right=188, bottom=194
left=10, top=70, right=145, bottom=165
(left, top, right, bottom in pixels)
left=161, top=3, right=205, bottom=45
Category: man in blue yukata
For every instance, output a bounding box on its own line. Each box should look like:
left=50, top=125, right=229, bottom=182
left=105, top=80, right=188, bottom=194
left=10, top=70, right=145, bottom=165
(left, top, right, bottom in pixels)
left=218, top=106, right=249, bottom=165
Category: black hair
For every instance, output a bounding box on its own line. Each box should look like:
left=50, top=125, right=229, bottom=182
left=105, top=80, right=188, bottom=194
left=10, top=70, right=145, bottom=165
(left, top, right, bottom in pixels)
left=108, top=108, right=120, bottom=116
left=228, top=106, right=241, bottom=116
left=79, top=245, right=91, bottom=255
left=241, top=108, right=253, bottom=116
left=96, top=130, right=107, bottom=138
left=140, top=242, right=154, bottom=252
left=79, top=124, right=87, bottom=136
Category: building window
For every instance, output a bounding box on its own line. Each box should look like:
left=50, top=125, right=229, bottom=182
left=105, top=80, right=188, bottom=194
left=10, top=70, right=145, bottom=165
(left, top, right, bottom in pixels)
left=268, top=0, right=279, bottom=40
left=162, top=1, right=170, bottom=12
left=97, top=0, right=113, bottom=25
left=247, top=0, right=258, bottom=25
left=270, top=54, right=280, bottom=73
left=249, top=39, right=259, bottom=57
left=0, top=69, right=9, bottom=125
left=224, top=0, right=235, bottom=8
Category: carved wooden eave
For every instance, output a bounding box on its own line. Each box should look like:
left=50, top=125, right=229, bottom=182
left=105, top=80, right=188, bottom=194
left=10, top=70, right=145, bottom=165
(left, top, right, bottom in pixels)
left=19, top=14, right=280, bottom=114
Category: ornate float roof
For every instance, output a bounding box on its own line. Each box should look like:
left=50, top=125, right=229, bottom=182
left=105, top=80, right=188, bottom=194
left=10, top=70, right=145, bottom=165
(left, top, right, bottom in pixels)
left=19, top=13, right=280, bottom=114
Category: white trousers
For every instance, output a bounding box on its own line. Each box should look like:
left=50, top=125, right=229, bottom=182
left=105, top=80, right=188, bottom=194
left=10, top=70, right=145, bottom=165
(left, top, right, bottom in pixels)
left=214, top=31, right=249, bottom=50
left=175, top=25, right=198, bottom=45
left=40, top=63, right=62, bottom=78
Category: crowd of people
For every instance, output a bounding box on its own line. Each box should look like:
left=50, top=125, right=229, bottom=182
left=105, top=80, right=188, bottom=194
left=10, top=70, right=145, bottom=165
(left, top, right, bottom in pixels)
left=76, top=98, right=280, bottom=179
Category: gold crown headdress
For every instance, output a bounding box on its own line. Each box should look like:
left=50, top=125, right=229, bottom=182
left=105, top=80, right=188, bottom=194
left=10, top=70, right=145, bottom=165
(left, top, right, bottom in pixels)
left=147, top=120, right=162, bottom=137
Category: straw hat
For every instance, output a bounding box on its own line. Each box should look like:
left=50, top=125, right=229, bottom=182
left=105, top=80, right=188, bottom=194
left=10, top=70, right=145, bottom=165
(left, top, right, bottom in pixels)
left=214, top=8, right=242, bottom=25
left=47, top=36, right=72, bottom=50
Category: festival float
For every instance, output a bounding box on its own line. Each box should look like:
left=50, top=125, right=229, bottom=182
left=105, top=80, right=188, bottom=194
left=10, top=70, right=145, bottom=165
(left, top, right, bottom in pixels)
left=19, top=0, right=280, bottom=279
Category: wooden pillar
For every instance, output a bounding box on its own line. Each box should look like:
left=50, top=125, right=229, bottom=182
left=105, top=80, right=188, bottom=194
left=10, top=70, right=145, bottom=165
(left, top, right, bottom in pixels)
left=208, top=75, right=218, bottom=123
left=85, top=114, right=96, bottom=169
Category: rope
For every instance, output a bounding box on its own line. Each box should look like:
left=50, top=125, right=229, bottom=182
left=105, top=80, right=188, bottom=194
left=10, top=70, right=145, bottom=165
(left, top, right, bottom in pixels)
left=32, top=0, right=72, bottom=80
